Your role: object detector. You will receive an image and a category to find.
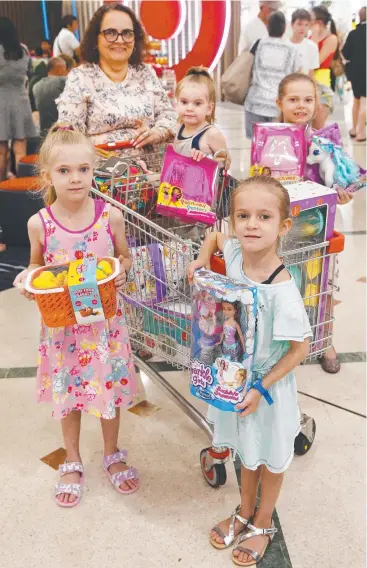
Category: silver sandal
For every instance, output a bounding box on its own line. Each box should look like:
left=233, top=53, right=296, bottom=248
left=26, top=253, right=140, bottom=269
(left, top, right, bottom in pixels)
left=210, top=505, right=251, bottom=550
left=232, top=521, right=277, bottom=566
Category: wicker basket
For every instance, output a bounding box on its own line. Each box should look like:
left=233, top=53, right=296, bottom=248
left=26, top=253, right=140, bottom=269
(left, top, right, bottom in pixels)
left=25, top=257, right=118, bottom=328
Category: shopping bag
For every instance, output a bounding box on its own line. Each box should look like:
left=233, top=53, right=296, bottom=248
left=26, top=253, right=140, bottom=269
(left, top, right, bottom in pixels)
left=221, top=51, right=254, bottom=105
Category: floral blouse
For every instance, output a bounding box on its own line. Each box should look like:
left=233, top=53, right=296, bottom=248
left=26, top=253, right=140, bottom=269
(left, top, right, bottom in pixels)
left=57, top=63, right=177, bottom=146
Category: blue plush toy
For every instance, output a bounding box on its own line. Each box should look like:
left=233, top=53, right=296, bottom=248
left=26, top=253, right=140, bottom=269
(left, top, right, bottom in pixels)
left=307, top=136, right=360, bottom=189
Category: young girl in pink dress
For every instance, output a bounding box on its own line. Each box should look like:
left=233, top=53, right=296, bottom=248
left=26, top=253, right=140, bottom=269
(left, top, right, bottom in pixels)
left=14, top=124, right=139, bottom=507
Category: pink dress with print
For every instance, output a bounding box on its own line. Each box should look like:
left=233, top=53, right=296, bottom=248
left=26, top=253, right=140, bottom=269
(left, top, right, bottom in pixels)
left=37, top=200, right=137, bottom=420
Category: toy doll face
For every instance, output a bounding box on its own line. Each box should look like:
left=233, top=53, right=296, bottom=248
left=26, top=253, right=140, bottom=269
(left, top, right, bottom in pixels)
left=277, top=80, right=316, bottom=124
left=235, top=369, right=247, bottom=385
left=222, top=302, right=236, bottom=319
left=171, top=187, right=182, bottom=201
left=261, top=167, right=272, bottom=177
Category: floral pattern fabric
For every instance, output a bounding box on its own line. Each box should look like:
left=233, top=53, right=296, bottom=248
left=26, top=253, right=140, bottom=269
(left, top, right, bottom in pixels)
left=56, top=63, right=177, bottom=148
left=37, top=201, right=137, bottom=420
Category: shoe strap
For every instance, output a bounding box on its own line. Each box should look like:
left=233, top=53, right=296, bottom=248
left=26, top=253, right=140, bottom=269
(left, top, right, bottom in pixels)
left=110, top=467, right=138, bottom=488
left=103, top=450, right=128, bottom=470
left=237, top=521, right=277, bottom=546
left=59, top=461, right=83, bottom=476
left=223, top=505, right=250, bottom=546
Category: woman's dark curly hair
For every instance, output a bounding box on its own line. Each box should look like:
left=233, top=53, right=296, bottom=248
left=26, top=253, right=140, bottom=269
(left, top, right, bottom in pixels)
left=81, top=3, right=146, bottom=67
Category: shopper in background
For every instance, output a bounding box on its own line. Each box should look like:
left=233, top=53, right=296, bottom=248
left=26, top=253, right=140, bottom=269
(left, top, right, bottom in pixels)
left=310, top=5, right=338, bottom=129
left=244, top=11, right=300, bottom=139
left=289, top=9, right=319, bottom=76
left=34, top=57, right=68, bottom=137
left=58, top=53, right=75, bottom=72
left=0, top=17, right=36, bottom=181
left=238, top=0, right=281, bottom=54
left=31, top=46, right=49, bottom=73
left=53, top=15, right=81, bottom=62
left=342, top=6, right=367, bottom=142
left=40, top=39, right=52, bottom=58
left=57, top=2, right=176, bottom=154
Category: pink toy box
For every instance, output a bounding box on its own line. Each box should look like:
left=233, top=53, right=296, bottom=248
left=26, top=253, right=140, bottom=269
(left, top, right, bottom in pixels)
left=156, top=145, right=220, bottom=226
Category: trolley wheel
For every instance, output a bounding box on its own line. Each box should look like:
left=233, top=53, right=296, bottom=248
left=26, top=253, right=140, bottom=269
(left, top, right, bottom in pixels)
left=294, top=419, right=316, bottom=456
left=200, top=449, right=227, bottom=488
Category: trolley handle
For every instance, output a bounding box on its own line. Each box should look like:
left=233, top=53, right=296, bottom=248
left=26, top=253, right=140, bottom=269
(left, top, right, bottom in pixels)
left=210, top=231, right=345, bottom=276
left=95, top=140, right=134, bottom=151
left=327, top=231, right=345, bottom=254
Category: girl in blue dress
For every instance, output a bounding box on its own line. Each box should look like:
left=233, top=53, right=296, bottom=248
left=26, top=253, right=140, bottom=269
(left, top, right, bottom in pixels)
left=188, top=176, right=312, bottom=566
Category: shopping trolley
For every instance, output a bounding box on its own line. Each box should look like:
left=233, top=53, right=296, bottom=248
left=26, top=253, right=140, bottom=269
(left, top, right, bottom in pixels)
left=91, top=145, right=344, bottom=487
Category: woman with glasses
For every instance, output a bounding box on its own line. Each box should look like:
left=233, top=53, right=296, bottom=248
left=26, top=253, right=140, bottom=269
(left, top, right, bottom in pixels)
left=57, top=2, right=176, bottom=152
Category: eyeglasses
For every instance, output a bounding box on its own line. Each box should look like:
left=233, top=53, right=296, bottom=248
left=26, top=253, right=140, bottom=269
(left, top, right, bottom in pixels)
left=100, top=28, right=135, bottom=44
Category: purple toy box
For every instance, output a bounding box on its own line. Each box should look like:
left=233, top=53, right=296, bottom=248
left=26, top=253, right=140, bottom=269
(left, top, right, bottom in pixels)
left=283, top=181, right=338, bottom=354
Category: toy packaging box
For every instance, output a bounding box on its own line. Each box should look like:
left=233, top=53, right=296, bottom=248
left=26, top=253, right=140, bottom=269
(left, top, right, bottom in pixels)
left=282, top=180, right=338, bottom=250
left=190, top=269, right=257, bottom=412
left=251, top=123, right=308, bottom=183
left=282, top=181, right=338, bottom=353
left=156, top=145, right=220, bottom=226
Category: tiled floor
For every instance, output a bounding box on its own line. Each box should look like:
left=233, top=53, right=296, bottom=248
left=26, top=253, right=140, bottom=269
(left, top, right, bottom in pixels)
left=0, top=93, right=365, bottom=568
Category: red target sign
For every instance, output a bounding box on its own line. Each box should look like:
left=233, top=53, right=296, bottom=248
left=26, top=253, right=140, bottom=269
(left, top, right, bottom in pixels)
left=106, top=0, right=231, bottom=80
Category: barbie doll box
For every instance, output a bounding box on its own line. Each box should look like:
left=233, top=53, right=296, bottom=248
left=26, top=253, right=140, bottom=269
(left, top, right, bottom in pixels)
left=190, top=269, right=257, bottom=412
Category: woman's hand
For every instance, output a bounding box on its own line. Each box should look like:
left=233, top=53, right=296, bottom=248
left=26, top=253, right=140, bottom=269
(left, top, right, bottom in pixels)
left=235, top=389, right=262, bottom=418
left=132, top=121, right=163, bottom=148
left=114, top=255, right=127, bottom=291
left=13, top=269, right=34, bottom=301
left=190, top=149, right=207, bottom=162
left=187, top=258, right=210, bottom=285
left=336, top=186, right=354, bottom=205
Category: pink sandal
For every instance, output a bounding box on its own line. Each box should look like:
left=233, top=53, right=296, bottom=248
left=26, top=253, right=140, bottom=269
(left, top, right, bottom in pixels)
left=103, top=450, right=139, bottom=494
left=55, top=461, right=84, bottom=508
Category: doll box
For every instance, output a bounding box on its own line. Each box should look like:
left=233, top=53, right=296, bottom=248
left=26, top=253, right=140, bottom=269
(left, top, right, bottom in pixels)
left=190, top=269, right=257, bottom=412
left=283, top=180, right=338, bottom=249
left=156, top=145, right=220, bottom=226
left=251, top=123, right=308, bottom=182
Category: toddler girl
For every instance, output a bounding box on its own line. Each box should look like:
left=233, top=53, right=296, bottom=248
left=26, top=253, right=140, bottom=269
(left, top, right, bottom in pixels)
left=277, top=72, right=350, bottom=373
left=188, top=176, right=311, bottom=566
left=174, top=66, right=231, bottom=166
left=14, top=124, right=139, bottom=506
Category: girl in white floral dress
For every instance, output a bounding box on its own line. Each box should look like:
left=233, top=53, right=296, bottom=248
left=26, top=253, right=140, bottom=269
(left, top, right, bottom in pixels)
left=14, top=125, right=139, bottom=507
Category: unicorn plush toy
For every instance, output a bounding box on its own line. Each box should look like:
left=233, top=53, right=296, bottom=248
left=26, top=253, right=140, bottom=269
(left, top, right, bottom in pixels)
left=307, top=136, right=360, bottom=189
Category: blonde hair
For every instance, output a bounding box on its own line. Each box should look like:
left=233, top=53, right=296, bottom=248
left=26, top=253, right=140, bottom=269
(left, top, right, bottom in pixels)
left=230, top=176, right=290, bottom=232
left=277, top=73, right=318, bottom=122
left=175, top=67, right=216, bottom=123
left=38, top=124, right=96, bottom=206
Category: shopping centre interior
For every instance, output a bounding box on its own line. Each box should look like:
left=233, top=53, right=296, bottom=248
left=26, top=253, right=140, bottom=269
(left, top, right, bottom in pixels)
left=0, top=1, right=365, bottom=568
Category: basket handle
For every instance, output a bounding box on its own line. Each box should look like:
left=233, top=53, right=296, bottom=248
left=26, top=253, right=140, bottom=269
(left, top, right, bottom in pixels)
left=327, top=230, right=345, bottom=254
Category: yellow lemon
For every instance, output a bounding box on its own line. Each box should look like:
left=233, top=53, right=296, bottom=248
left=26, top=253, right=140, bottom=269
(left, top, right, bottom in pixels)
left=304, top=284, right=320, bottom=307
left=97, top=260, right=113, bottom=276
left=96, top=268, right=106, bottom=281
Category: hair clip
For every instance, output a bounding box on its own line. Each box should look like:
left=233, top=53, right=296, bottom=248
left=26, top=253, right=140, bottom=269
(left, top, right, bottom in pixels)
left=54, top=125, right=74, bottom=132
left=188, top=68, right=210, bottom=78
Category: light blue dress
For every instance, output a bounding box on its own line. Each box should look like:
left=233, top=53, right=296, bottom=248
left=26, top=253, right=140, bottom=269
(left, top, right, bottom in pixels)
left=207, top=239, right=312, bottom=473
